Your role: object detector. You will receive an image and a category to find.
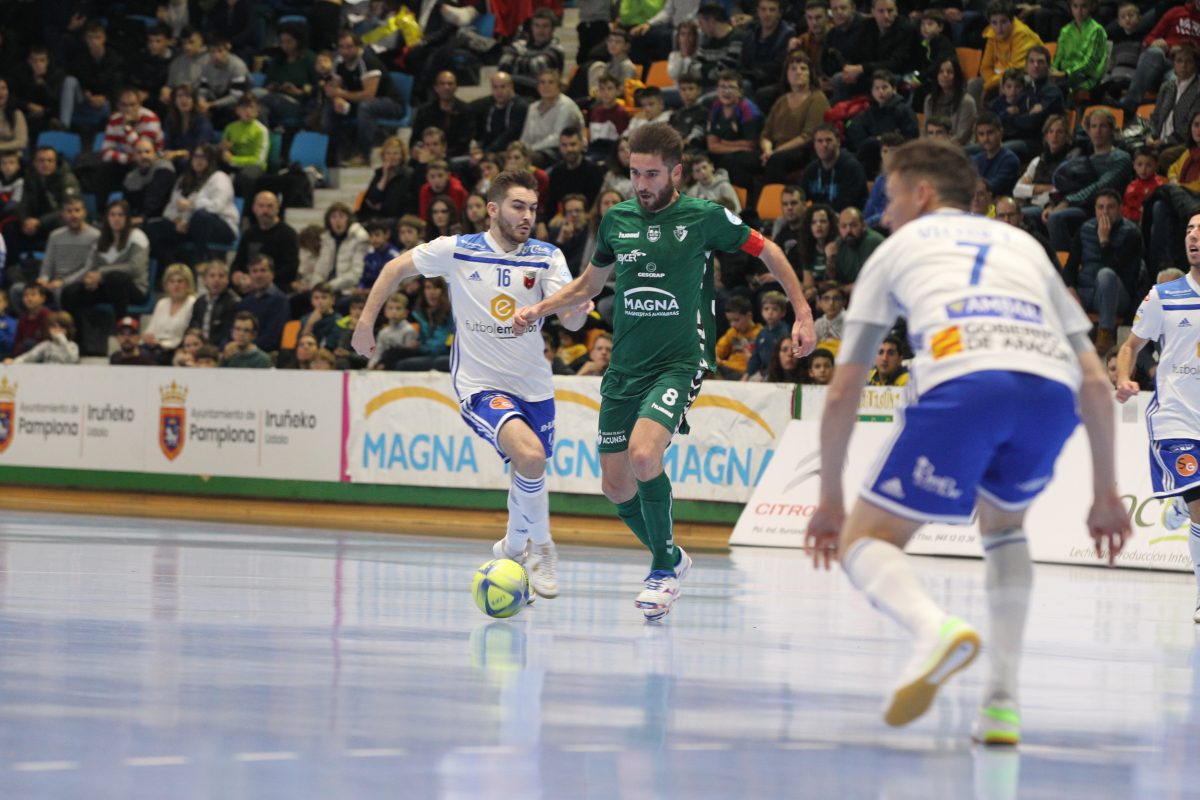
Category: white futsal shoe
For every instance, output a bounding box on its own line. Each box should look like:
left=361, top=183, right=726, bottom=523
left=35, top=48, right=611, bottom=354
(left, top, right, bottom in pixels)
left=970, top=692, right=1021, bottom=747
left=1165, top=496, right=1191, bottom=531
left=527, top=541, right=559, bottom=598
left=493, top=537, right=530, bottom=564
left=635, top=547, right=692, bottom=622
left=883, top=616, right=981, bottom=727
left=1194, top=593, right=1200, bottom=624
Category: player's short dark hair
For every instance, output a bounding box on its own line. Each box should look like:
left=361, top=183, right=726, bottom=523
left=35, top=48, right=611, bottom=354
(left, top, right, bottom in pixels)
left=1095, top=188, right=1122, bottom=206
left=886, top=138, right=977, bottom=211
left=726, top=295, right=752, bottom=314
left=629, top=123, right=683, bottom=169
left=234, top=310, right=260, bottom=333
left=487, top=169, right=540, bottom=205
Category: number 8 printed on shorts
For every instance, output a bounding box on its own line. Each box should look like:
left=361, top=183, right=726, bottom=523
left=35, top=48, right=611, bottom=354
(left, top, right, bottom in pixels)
left=661, top=388, right=678, bottom=406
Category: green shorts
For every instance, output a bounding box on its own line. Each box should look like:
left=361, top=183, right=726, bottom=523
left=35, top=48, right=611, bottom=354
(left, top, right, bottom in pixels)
left=597, top=365, right=707, bottom=452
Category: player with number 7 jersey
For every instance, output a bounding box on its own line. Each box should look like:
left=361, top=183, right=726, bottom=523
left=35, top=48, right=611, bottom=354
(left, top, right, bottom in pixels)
left=804, top=138, right=1128, bottom=746
left=511, top=123, right=818, bottom=622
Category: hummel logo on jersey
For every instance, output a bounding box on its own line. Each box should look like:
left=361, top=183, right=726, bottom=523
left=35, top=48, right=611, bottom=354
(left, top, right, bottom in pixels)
left=879, top=478, right=905, bottom=499
left=468, top=271, right=482, bottom=281
left=618, top=231, right=640, bottom=239
left=1181, top=318, right=1192, bottom=327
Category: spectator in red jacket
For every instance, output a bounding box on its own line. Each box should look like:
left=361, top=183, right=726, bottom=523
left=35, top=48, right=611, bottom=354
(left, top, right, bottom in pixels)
left=418, top=159, right=468, bottom=218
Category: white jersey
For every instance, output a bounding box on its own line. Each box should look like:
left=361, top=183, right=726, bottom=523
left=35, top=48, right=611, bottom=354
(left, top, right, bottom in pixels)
left=845, top=209, right=1091, bottom=396
left=412, top=231, right=572, bottom=403
left=1130, top=274, right=1200, bottom=440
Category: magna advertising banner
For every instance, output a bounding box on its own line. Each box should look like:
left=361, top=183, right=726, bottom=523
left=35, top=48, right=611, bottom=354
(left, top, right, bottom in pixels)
left=732, top=391, right=1192, bottom=573
left=345, top=372, right=794, bottom=502
left=0, top=365, right=342, bottom=481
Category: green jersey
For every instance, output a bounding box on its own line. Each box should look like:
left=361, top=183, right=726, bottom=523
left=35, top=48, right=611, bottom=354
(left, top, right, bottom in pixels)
left=592, top=194, right=751, bottom=373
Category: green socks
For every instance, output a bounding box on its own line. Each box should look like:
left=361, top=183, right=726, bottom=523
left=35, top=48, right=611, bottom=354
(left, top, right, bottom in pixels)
left=636, top=472, right=677, bottom=572
left=614, top=496, right=652, bottom=549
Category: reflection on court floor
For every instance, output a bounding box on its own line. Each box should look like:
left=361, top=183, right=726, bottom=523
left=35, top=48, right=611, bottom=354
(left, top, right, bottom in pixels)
left=0, top=512, right=1195, bottom=799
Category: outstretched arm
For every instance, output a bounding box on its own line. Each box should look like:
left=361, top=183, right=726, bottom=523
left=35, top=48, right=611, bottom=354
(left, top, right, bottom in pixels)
left=757, top=235, right=817, bottom=357
left=351, top=251, right=420, bottom=357
left=513, top=262, right=610, bottom=335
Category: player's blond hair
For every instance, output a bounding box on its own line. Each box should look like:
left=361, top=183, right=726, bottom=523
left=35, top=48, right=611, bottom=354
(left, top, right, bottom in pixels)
left=886, top=139, right=976, bottom=211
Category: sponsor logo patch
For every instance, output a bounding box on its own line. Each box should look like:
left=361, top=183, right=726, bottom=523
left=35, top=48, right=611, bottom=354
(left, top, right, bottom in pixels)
left=931, top=326, right=963, bottom=359
left=618, top=231, right=640, bottom=239
left=945, top=295, right=1043, bottom=323
left=489, top=396, right=515, bottom=410
left=674, top=225, right=688, bottom=241
left=647, top=225, right=661, bottom=243
left=1177, top=453, right=1198, bottom=477
left=490, top=293, right=516, bottom=321
left=617, top=249, right=646, bottom=264
left=623, top=286, right=680, bottom=317
left=468, top=271, right=482, bottom=281
left=523, top=270, right=537, bottom=289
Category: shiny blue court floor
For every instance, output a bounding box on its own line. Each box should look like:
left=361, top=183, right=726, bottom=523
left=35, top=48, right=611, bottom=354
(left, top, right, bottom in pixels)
left=0, top=511, right=1198, bottom=799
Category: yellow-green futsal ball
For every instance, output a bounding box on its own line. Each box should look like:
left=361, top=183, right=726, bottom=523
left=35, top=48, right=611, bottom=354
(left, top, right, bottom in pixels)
left=472, top=558, right=530, bottom=618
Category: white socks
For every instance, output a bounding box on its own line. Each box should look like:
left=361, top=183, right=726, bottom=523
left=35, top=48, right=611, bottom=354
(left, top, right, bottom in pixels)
left=842, top=538, right=946, bottom=640
left=507, top=471, right=550, bottom=549
left=981, top=529, right=1033, bottom=702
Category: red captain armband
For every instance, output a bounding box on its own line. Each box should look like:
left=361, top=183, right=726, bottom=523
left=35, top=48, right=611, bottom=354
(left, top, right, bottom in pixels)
left=741, top=229, right=765, bottom=258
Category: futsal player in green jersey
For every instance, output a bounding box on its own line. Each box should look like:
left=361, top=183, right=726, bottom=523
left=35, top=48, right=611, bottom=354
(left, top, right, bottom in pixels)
left=513, top=123, right=818, bottom=621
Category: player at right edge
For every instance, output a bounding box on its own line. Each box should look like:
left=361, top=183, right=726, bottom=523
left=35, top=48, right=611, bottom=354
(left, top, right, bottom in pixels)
left=804, top=139, right=1130, bottom=746
left=1116, top=213, right=1200, bottom=623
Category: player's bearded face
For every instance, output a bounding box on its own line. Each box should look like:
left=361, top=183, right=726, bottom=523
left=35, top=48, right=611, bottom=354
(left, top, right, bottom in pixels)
left=630, top=154, right=679, bottom=213
left=492, top=189, right=537, bottom=245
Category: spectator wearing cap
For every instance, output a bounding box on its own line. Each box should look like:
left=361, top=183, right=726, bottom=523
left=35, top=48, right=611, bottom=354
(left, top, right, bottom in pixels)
left=109, top=316, right=158, bottom=365
left=221, top=310, right=272, bottom=368
left=190, top=260, right=240, bottom=346
left=696, top=4, right=746, bottom=90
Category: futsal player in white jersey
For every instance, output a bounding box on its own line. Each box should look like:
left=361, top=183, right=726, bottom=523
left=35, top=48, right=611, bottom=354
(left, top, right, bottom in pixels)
left=804, top=139, right=1130, bottom=746
left=1116, top=213, right=1200, bottom=623
left=352, top=170, right=590, bottom=598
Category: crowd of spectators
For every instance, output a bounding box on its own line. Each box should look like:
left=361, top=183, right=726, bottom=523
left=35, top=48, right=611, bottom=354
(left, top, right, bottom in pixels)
left=0, top=0, right=1194, bottom=388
